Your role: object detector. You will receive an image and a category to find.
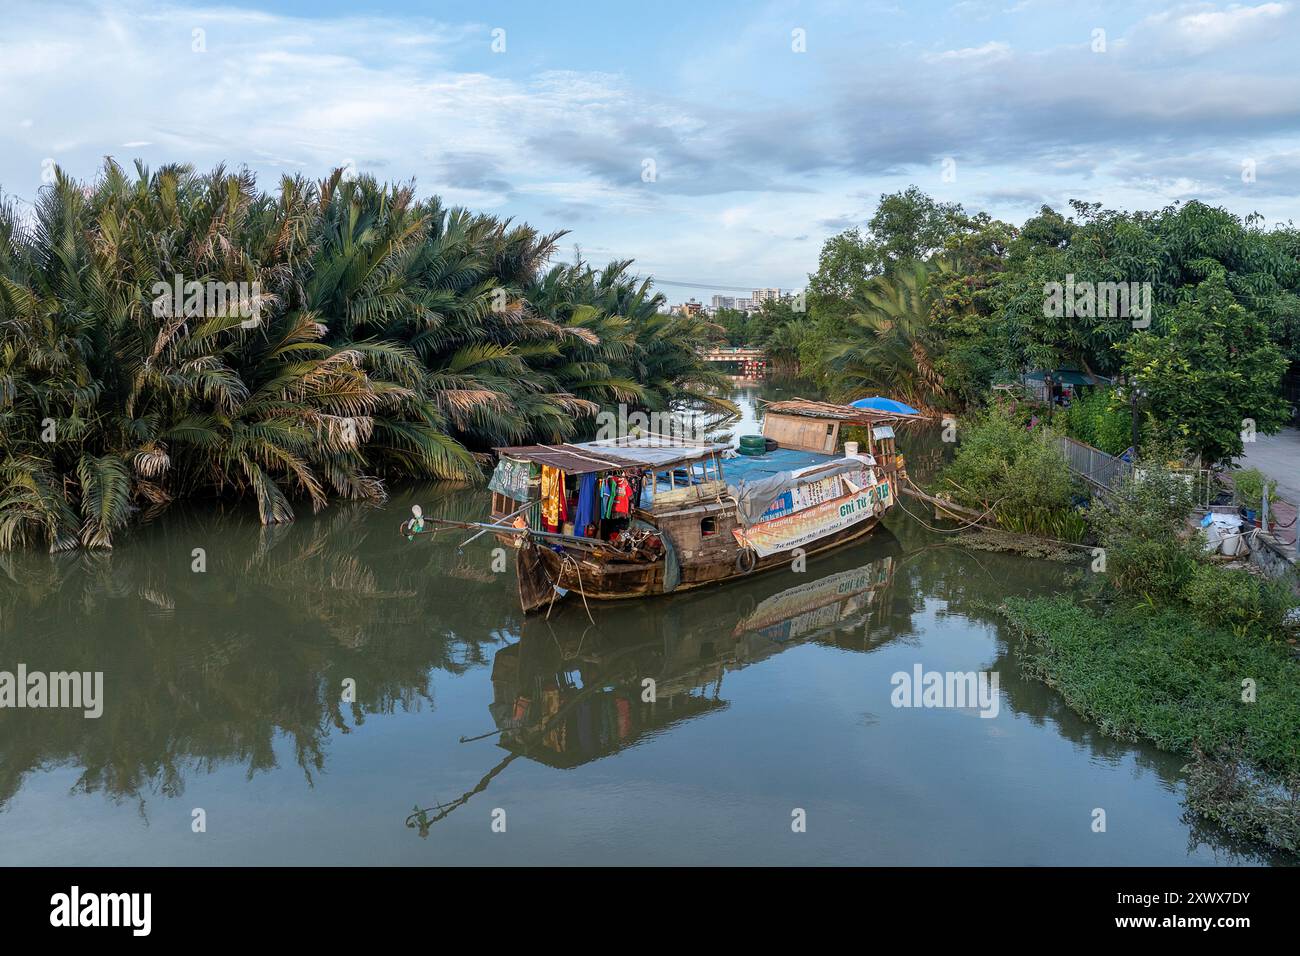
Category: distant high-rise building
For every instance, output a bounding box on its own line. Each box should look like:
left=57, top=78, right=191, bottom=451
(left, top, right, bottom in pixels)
left=751, top=288, right=783, bottom=304
left=711, top=295, right=736, bottom=310
left=735, top=297, right=754, bottom=312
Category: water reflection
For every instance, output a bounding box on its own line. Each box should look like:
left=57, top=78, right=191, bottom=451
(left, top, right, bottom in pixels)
left=406, top=537, right=904, bottom=834
left=500, top=548, right=903, bottom=763
left=0, top=420, right=1282, bottom=862
left=0, top=489, right=510, bottom=814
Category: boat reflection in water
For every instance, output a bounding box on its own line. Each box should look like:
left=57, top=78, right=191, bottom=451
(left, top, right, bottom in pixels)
left=407, top=532, right=902, bottom=834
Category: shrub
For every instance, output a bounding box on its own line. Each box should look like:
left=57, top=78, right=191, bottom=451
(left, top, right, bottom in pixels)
left=941, top=403, right=1092, bottom=540
left=1180, top=562, right=1297, bottom=641
left=943, top=403, right=1080, bottom=536
left=1231, top=467, right=1278, bottom=513
left=1060, top=386, right=1134, bottom=456
left=1088, top=440, right=1202, bottom=602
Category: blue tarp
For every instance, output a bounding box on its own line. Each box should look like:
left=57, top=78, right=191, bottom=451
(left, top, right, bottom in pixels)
left=850, top=396, right=920, bottom=415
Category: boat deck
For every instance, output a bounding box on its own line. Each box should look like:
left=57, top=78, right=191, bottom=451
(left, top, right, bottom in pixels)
left=718, top=447, right=837, bottom=482
left=639, top=447, right=839, bottom=507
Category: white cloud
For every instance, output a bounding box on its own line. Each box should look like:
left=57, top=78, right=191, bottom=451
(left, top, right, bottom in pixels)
left=2, top=0, right=1299, bottom=295
left=923, top=41, right=1012, bottom=62
left=1132, top=2, right=1291, bottom=55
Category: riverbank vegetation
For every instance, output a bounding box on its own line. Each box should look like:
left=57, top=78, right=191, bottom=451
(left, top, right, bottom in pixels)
left=1004, top=597, right=1300, bottom=853
left=940, top=403, right=1087, bottom=542
left=1001, top=462, right=1299, bottom=853
left=739, top=186, right=1298, bottom=464
left=0, top=161, right=732, bottom=550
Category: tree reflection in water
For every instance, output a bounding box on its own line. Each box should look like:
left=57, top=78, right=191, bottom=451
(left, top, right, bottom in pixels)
left=0, top=487, right=512, bottom=817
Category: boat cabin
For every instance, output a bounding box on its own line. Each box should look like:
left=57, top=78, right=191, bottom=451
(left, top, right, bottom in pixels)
left=758, top=398, right=925, bottom=484
left=489, top=436, right=733, bottom=541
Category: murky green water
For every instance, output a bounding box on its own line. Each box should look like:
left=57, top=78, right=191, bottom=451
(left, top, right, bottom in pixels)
left=0, top=387, right=1275, bottom=864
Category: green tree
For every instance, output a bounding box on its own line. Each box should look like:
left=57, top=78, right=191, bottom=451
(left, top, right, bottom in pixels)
left=825, top=260, right=950, bottom=413
left=807, top=186, right=967, bottom=307
left=1120, top=275, right=1289, bottom=466
left=0, top=161, right=729, bottom=550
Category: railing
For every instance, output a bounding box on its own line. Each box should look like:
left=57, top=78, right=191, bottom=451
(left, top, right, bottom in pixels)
left=1057, top=436, right=1220, bottom=510
left=1056, top=436, right=1131, bottom=493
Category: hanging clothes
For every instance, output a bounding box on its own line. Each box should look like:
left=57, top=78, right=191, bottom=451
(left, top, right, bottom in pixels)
left=612, top=475, right=633, bottom=515
left=540, top=465, right=566, bottom=529
left=599, top=476, right=615, bottom=519
left=528, top=463, right=543, bottom=530
left=574, top=473, right=598, bottom=537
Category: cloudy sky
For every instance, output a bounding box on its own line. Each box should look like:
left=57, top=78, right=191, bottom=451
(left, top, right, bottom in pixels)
left=2, top=0, right=1298, bottom=302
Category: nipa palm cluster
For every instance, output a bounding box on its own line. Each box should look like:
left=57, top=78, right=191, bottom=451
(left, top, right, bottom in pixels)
left=0, top=161, right=731, bottom=551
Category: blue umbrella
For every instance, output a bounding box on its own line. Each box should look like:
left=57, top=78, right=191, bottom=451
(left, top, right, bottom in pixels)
left=850, top=396, right=920, bottom=415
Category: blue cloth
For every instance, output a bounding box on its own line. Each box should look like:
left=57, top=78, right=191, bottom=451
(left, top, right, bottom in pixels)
left=574, top=473, right=598, bottom=536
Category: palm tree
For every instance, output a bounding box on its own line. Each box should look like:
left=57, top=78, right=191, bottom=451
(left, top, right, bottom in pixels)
left=0, top=162, right=734, bottom=551
left=826, top=259, right=951, bottom=414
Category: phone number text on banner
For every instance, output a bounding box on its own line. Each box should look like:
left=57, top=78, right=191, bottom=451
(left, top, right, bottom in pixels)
left=733, top=480, right=891, bottom=557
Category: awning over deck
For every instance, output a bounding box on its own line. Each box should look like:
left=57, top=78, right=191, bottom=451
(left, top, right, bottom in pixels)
left=493, top=443, right=640, bottom=474
left=575, top=436, right=732, bottom=471
left=493, top=436, right=732, bottom=474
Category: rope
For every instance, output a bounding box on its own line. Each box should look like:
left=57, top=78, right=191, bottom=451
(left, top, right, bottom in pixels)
left=896, top=477, right=1098, bottom=552
left=544, top=550, right=595, bottom=626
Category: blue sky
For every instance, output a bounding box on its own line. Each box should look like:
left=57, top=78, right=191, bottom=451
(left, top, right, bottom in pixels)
left=3, top=0, right=1299, bottom=303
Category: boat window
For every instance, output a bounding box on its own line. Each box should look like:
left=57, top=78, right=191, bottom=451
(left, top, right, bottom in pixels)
left=700, top=516, right=717, bottom=538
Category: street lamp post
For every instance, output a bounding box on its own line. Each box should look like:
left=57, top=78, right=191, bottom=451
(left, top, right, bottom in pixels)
left=1128, top=382, right=1143, bottom=458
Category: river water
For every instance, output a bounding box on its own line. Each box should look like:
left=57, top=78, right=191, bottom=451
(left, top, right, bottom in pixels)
left=0, top=385, right=1276, bottom=864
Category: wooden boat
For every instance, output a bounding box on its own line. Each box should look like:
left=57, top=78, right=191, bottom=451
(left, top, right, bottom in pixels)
left=410, top=398, right=927, bottom=613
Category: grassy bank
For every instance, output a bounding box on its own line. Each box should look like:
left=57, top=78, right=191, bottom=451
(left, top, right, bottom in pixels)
left=1002, top=597, right=1300, bottom=853
left=983, top=435, right=1300, bottom=854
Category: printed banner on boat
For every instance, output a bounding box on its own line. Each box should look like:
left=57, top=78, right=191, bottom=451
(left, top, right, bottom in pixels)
left=733, top=480, right=891, bottom=558
left=756, top=467, right=874, bottom=521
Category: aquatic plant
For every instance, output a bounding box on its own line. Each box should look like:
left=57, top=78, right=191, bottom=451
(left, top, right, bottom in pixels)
left=1003, top=596, right=1300, bottom=855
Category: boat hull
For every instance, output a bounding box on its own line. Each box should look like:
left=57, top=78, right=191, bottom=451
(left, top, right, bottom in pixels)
left=532, top=509, right=886, bottom=604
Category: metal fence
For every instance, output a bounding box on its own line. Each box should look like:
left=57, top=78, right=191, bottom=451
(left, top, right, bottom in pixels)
left=1056, top=436, right=1131, bottom=493
left=1056, top=436, right=1220, bottom=509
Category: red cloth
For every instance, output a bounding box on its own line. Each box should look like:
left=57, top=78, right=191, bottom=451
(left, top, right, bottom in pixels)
left=613, top=476, right=632, bottom=515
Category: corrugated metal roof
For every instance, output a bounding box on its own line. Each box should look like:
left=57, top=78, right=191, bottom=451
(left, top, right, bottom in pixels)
left=572, top=437, right=731, bottom=470
left=494, top=437, right=729, bottom=474
left=493, top=444, right=642, bottom=474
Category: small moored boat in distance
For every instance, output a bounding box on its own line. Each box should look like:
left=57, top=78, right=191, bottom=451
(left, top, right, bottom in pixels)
left=405, top=398, right=927, bottom=613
